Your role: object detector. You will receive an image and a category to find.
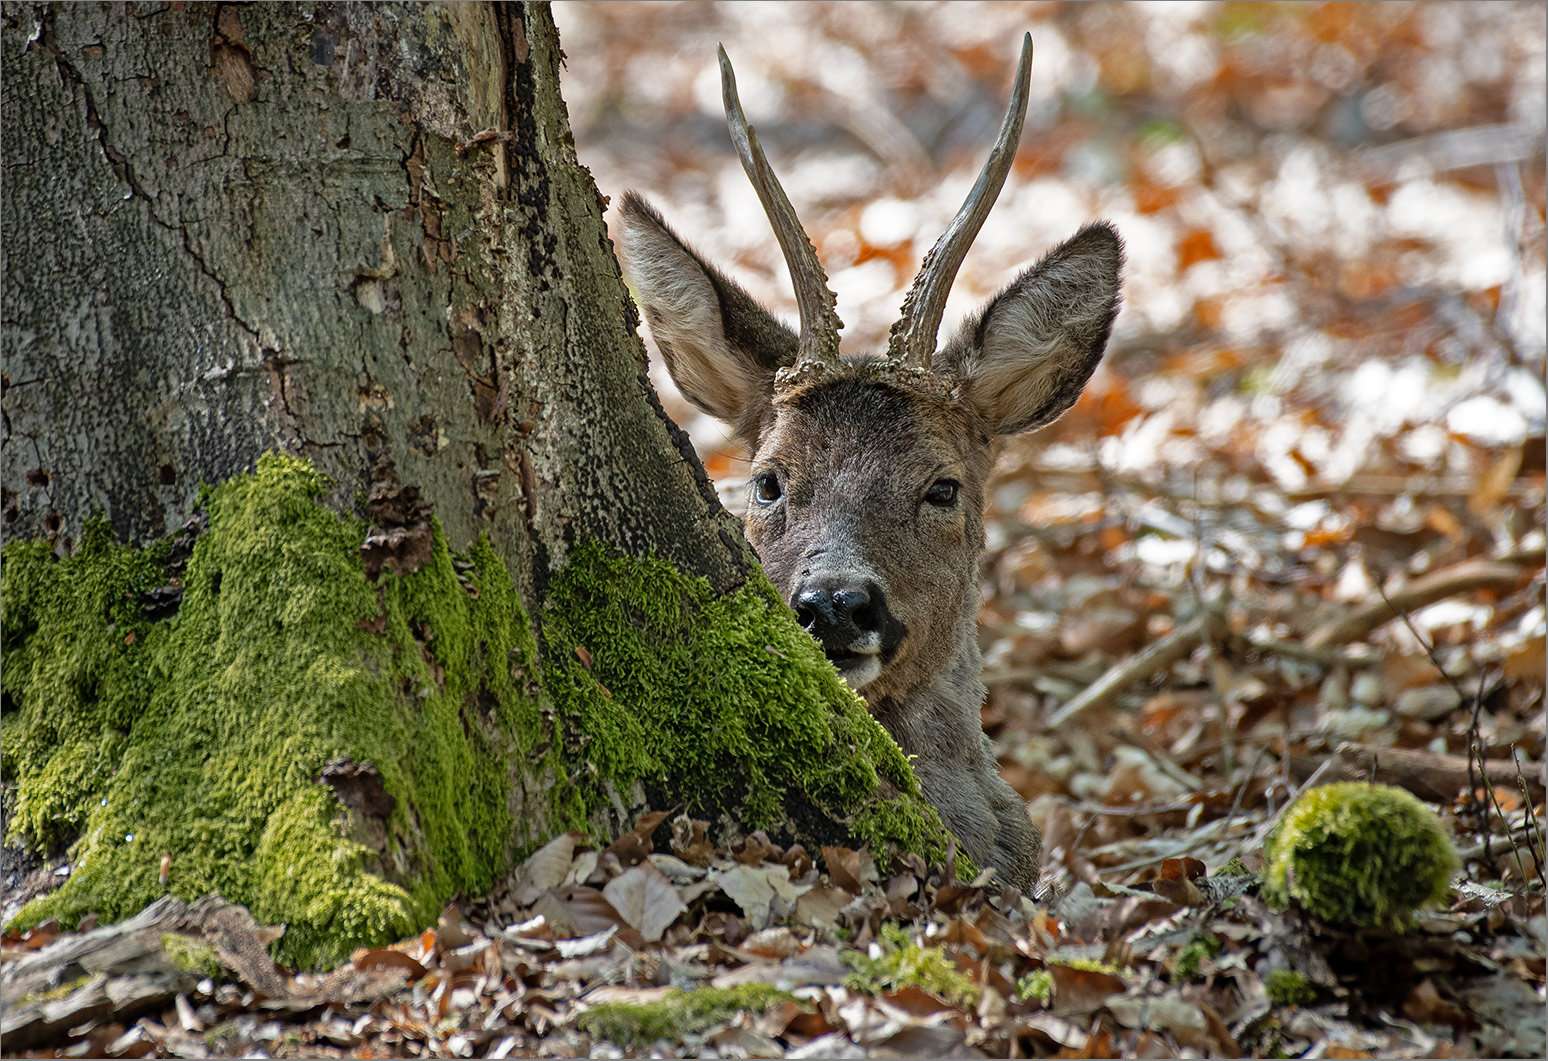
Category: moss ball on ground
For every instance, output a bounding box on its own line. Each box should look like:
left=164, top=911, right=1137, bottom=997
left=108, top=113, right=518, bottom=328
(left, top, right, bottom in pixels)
left=1262, top=782, right=1458, bottom=930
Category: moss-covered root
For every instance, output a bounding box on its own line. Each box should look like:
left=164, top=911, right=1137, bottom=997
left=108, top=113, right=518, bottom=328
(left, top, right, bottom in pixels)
left=1262, top=782, right=1459, bottom=930
left=2, top=454, right=541, bottom=968
left=541, top=541, right=955, bottom=861
left=578, top=985, right=796, bottom=1048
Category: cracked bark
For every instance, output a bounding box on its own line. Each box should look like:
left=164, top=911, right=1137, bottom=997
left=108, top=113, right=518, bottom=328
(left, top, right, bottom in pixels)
left=0, top=0, right=754, bottom=601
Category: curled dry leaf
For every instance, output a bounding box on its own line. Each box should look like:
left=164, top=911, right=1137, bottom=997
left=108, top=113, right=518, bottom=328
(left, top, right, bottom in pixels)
left=821, top=845, right=866, bottom=894
left=512, top=833, right=578, bottom=907
left=606, top=809, right=671, bottom=867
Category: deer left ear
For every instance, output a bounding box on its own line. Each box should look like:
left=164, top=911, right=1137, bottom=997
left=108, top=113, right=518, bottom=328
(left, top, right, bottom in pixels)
left=938, top=222, right=1123, bottom=436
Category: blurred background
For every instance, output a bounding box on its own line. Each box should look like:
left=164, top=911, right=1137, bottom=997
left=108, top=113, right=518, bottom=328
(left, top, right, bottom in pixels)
left=554, top=1, right=1545, bottom=890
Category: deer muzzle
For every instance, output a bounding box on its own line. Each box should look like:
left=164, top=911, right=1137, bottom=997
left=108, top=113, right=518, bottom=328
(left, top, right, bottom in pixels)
left=792, top=575, right=902, bottom=690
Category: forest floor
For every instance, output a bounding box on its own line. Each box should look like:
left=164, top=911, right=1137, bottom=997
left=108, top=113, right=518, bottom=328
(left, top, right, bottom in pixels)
left=4, top=2, right=1545, bottom=1057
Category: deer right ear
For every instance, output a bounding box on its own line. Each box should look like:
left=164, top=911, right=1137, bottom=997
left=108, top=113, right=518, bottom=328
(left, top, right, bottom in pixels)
left=939, top=222, right=1123, bottom=436
left=620, top=192, right=796, bottom=441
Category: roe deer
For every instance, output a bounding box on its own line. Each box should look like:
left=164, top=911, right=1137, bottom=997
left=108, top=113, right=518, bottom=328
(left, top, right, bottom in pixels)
left=620, top=36, right=1122, bottom=893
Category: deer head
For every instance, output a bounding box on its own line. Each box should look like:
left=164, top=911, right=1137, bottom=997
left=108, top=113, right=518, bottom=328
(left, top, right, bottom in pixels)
left=621, top=36, right=1122, bottom=714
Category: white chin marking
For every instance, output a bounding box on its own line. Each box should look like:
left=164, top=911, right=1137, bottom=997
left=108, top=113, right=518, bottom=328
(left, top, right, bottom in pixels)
left=837, top=656, right=883, bottom=691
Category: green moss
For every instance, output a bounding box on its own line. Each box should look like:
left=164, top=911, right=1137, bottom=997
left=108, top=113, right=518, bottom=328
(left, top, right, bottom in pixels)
left=1016, top=969, right=1053, bottom=1004
left=1170, top=933, right=1222, bottom=984
left=161, top=933, right=224, bottom=979
left=20, top=973, right=94, bottom=1005
left=1265, top=969, right=1317, bottom=1007
left=1047, top=955, right=1126, bottom=975
left=579, top=984, right=794, bottom=1047
left=843, top=924, right=980, bottom=1006
left=540, top=540, right=952, bottom=859
left=1218, top=856, right=1250, bottom=877
left=3, top=455, right=540, bottom=968
left=1262, top=782, right=1458, bottom=930
left=3, top=455, right=951, bottom=970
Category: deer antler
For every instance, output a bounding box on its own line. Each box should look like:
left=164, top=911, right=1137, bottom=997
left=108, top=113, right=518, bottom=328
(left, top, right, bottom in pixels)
left=720, top=45, right=844, bottom=369
left=887, top=34, right=1033, bottom=372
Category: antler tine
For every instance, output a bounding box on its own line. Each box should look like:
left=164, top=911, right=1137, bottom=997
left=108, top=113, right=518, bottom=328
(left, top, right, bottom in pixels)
left=887, top=34, right=1033, bottom=372
left=719, top=45, right=844, bottom=368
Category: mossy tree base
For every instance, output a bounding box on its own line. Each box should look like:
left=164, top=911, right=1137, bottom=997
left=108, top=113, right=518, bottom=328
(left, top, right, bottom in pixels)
left=2, top=456, right=952, bottom=968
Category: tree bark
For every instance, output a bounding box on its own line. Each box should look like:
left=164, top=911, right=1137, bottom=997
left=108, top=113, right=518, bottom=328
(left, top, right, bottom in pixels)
left=1, top=1, right=949, bottom=967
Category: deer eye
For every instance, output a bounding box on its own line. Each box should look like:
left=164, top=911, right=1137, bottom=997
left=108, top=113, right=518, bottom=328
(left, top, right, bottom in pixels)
left=753, top=472, right=782, bottom=504
left=925, top=479, right=959, bottom=507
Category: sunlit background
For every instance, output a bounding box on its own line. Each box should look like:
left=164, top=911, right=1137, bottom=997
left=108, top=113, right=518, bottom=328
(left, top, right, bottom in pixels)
left=555, top=0, right=1545, bottom=886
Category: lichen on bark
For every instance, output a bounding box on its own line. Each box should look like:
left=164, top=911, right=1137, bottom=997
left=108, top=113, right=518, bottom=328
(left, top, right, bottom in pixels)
left=3, top=454, right=953, bottom=967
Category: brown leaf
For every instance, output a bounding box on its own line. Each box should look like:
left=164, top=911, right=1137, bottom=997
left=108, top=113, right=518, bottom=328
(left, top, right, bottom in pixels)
left=1157, top=857, right=1207, bottom=882
left=782, top=842, right=814, bottom=878
left=1401, top=978, right=1467, bottom=1027
left=822, top=845, right=864, bottom=893
left=670, top=814, right=715, bottom=866
left=601, top=861, right=687, bottom=943
left=353, top=948, right=428, bottom=980
left=1151, top=876, right=1205, bottom=907
left=737, top=926, right=803, bottom=961
left=573, top=645, right=592, bottom=669
left=530, top=886, right=623, bottom=940
left=607, top=809, right=670, bottom=866
left=733, top=830, right=781, bottom=865
left=1047, top=962, right=1126, bottom=1016
left=436, top=903, right=471, bottom=952
left=793, top=885, right=851, bottom=929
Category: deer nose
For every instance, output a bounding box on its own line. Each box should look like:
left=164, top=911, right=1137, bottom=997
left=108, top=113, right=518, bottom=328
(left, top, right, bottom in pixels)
left=794, top=583, right=880, bottom=640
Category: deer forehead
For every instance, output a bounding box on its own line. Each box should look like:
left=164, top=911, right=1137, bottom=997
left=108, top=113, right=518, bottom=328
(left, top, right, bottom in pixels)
left=756, top=380, right=990, bottom=504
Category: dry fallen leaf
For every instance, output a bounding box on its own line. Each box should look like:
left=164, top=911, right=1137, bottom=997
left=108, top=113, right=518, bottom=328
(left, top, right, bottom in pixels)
left=601, top=860, right=686, bottom=942
left=512, top=833, right=578, bottom=907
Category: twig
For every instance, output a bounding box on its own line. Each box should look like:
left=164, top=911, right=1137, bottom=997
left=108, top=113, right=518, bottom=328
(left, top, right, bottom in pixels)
left=1046, top=610, right=1227, bottom=729
left=1189, top=469, right=1234, bottom=780
left=1233, top=758, right=1336, bottom=861
left=1514, top=750, right=1547, bottom=889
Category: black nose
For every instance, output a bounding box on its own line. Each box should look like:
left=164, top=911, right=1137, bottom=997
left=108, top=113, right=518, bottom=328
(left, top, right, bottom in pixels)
left=794, top=581, right=881, bottom=649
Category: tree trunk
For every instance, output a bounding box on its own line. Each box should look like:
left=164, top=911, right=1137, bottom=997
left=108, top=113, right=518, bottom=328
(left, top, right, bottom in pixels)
left=0, top=1, right=949, bottom=968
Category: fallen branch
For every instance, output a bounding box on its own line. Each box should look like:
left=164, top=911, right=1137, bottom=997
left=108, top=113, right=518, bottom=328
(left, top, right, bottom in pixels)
left=1, top=895, right=288, bottom=1053
left=1046, top=610, right=1228, bottom=728
left=1305, top=550, right=1543, bottom=650
left=1286, top=742, right=1545, bottom=806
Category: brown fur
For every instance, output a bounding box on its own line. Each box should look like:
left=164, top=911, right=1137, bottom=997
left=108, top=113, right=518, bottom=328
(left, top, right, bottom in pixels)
left=621, top=191, right=1122, bottom=893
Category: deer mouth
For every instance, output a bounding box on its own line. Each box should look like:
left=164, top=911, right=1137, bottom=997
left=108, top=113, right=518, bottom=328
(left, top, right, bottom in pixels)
left=829, top=650, right=883, bottom=690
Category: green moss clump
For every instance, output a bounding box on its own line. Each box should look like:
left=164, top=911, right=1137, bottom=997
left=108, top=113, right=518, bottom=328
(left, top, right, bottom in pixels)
left=3, top=454, right=540, bottom=968
left=1265, top=969, right=1317, bottom=1007
left=1170, top=932, right=1223, bottom=983
left=843, top=924, right=981, bottom=1006
left=578, top=984, right=794, bottom=1047
left=1262, top=782, right=1458, bottom=930
left=161, top=933, right=224, bottom=979
left=1016, top=969, right=1053, bottom=1004
left=540, top=541, right=953, bottom=860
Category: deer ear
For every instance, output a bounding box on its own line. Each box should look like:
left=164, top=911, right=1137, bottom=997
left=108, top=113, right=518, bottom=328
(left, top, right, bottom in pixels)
left=939, top=222, right=1123, bottom=436
left=620, top=192, right=796, bottom=441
